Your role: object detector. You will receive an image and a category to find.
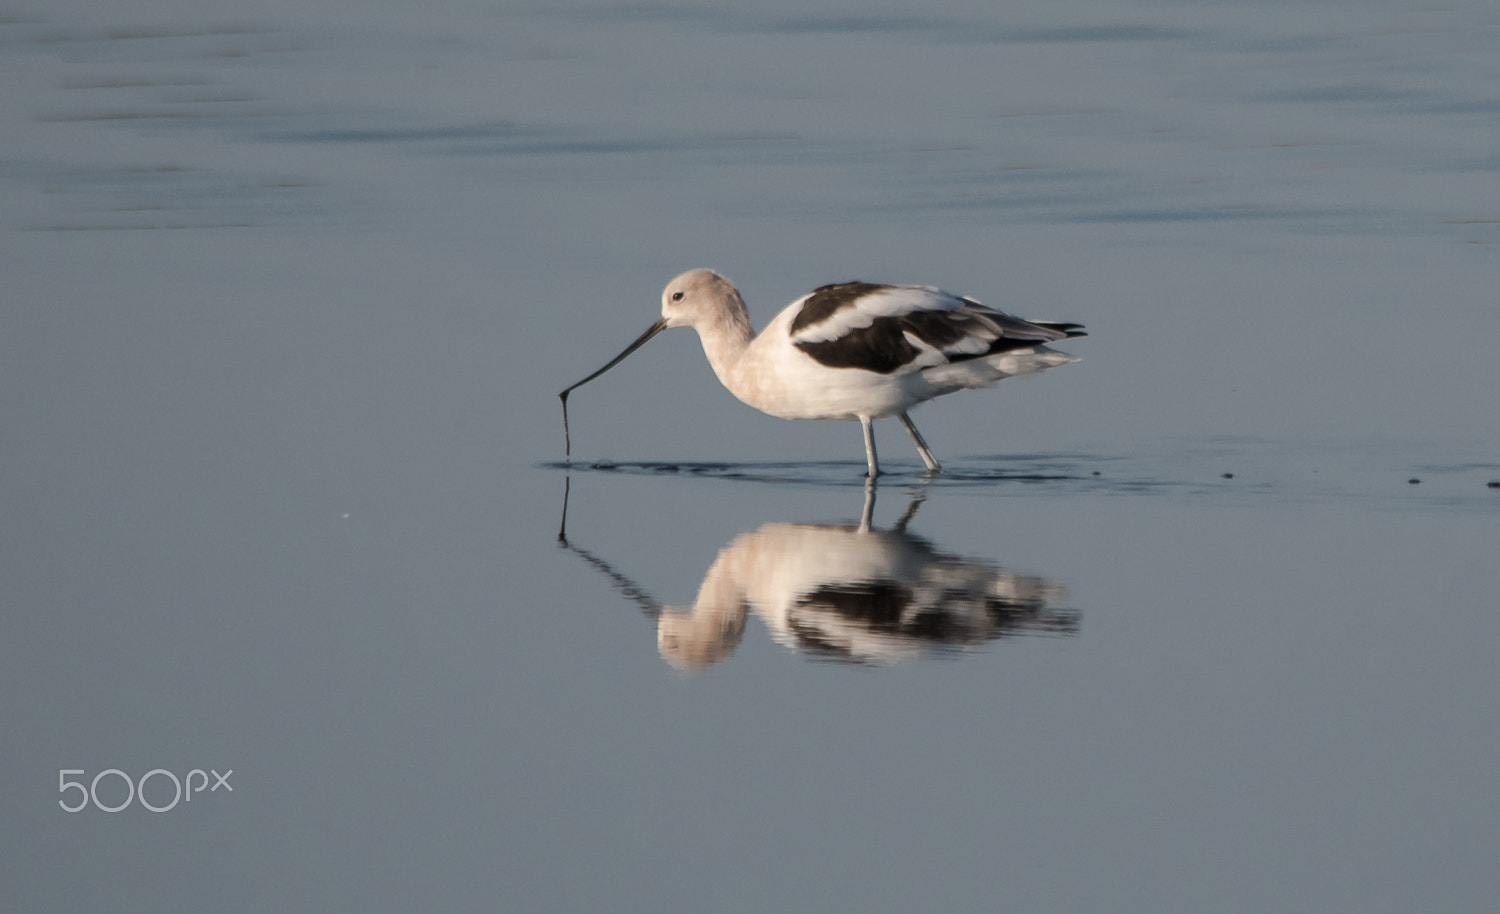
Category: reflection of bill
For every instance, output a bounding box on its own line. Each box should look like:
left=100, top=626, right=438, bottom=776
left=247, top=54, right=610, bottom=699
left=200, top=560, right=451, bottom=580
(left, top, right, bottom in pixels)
left=560, top=482, right=1078, bottom=671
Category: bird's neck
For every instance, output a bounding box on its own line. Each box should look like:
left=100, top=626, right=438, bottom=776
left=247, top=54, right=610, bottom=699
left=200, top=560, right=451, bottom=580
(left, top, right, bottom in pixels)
left=694, top=305, right=755, bottom=393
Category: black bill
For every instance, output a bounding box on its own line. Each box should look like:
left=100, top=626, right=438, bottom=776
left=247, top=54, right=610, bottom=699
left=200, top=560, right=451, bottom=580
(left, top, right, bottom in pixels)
left=558, top=317, right=669, bottom=458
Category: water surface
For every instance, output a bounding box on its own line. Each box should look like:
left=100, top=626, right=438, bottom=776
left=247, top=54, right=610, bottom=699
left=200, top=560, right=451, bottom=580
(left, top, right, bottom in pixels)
left=3, top=1, right=1498, bottom=911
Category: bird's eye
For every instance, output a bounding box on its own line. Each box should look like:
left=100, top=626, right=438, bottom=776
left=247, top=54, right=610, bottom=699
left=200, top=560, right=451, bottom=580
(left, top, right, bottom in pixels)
left=671, top=291, right=684, bottom=301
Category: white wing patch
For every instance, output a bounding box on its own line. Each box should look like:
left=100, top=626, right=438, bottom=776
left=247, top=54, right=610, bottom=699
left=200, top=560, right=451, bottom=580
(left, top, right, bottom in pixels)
left=899, top=330, right=953, bottom=372
left=789, top=286, right=960, bottom=345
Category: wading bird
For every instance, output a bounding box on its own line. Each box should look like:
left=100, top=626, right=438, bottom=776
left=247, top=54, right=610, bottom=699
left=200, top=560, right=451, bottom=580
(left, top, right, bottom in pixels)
left=559, top=269, right=1084, bottom=476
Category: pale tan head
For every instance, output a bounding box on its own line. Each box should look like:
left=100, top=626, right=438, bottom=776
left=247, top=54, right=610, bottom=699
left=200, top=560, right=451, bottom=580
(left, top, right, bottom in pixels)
left=659, top=268, right=748, bottom=330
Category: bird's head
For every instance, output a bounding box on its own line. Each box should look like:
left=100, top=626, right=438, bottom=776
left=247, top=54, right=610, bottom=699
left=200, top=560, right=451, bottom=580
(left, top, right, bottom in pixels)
left=660, top=268, right=743, bottom=330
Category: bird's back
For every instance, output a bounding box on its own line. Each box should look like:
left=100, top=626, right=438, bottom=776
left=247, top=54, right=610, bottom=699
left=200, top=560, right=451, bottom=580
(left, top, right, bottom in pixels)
left=785, top=281, right=1084, bottom=378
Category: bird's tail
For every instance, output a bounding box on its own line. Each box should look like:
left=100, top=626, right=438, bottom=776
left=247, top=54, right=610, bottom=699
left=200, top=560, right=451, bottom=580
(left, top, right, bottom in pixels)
left=923, top=345, right=1078, bottom=391
left=1032, top=321, right=1087, bottom=339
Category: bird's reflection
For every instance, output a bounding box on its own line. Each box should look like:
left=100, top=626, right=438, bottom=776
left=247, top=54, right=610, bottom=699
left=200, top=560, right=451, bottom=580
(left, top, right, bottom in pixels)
left=558, top=480, right=1079, bottom=670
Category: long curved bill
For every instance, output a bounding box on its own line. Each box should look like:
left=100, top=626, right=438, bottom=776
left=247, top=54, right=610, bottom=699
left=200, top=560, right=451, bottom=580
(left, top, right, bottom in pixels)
left=559, top=317, right=668, bottom=458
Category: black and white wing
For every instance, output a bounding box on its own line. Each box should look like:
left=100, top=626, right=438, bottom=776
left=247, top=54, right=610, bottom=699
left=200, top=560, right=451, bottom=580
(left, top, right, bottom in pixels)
left=788, top=282, right=1085, bottom=375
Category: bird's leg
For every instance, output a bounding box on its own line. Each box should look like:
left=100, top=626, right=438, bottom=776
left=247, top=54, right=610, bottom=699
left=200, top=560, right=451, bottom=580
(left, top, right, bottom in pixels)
left=898, top=412, right=942, bottom=474
left=860, top=415, right=880, bottom=478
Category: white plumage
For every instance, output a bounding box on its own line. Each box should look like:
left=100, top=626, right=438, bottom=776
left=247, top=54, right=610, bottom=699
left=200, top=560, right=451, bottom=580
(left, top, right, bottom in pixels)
left=559, top=268, right=1085, bottom=476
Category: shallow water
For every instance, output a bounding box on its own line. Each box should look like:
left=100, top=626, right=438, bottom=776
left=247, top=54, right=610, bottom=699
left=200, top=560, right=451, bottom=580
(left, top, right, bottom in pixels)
left=4, top=1, right=1499, bottom=911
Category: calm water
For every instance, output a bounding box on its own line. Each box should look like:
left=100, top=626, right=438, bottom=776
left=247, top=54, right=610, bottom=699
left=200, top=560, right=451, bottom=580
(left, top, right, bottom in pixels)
left=4, top=1, right=1498, bottom=911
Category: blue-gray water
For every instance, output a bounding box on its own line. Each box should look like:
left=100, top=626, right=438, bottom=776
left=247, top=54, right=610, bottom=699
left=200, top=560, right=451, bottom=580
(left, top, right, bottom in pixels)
left=3, top=1, right=1498, bottom=911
